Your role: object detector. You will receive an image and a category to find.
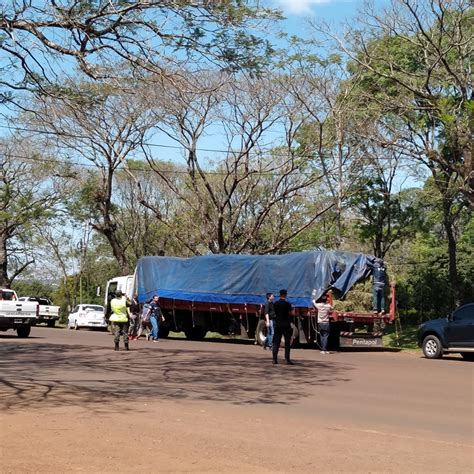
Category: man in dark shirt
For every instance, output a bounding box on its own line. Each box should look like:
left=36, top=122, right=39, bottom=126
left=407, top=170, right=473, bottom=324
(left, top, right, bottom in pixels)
left=371, top=258, right=387, bottom=315
left=272, top=289, right=294, bottom=365
left=147, top=295, right=164, bottom=342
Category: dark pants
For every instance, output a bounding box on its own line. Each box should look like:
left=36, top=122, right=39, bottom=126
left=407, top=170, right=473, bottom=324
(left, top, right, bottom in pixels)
left=112, top=322, right=129, bottom=345
left=372, top=285, right=385, bottom=313
left=272, top=325, right=292, bottom=362
left=318, top=322, right=330, bottom=351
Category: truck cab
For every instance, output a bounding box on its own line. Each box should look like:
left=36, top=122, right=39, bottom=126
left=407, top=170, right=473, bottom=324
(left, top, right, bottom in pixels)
left=104, top=275, right=134, bottom=317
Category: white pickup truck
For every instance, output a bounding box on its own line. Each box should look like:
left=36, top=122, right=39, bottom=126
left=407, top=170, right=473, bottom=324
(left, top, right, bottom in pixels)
left=18, top=296, right=61, bottom=327
left=0, top=289, right=38, bottom=337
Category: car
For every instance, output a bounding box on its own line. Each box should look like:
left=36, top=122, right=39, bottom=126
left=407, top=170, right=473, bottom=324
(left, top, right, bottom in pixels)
left=67, top=304, right=107, bottom=330
left=417, top=303, right=474, bottom=360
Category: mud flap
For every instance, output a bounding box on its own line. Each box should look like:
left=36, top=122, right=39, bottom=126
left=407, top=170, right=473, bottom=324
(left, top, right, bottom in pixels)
left=339, top=334, right=384, bottom=348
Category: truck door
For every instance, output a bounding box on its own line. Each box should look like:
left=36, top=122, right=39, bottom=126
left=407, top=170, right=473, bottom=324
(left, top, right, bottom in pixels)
left=446, top=304, right=474, bottom=347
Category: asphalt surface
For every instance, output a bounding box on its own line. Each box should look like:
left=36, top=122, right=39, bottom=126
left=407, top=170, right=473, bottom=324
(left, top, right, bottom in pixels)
left=1, top=326, right=473, bottom=472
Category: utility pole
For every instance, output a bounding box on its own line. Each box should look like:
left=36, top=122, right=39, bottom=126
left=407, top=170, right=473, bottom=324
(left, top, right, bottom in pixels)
left=78, top=222, right=91, bottom=305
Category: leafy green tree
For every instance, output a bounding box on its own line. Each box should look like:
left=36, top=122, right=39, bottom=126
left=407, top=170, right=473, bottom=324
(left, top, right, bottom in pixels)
left=351, top=185, right=421, bottom=259
left=0, top=139, right=65, bottom=287
left=0, top=1, right=280, bottom=101
left=324, top=0, right=473, bottom=303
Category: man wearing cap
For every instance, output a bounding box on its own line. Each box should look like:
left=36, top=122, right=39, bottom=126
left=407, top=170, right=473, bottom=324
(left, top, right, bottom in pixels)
left=109, top=290, right=131, bottom=351
left=272, top=289, right=295, bottom=365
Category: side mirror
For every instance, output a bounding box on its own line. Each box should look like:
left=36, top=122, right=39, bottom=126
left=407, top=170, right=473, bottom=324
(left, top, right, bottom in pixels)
left=446, top=312, right=453, bottom=321
left=96, top=286, right=101, bottom=297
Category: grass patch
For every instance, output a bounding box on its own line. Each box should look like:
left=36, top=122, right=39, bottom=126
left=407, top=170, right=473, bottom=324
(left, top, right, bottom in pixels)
left=383, top=323, right=419, bottom=350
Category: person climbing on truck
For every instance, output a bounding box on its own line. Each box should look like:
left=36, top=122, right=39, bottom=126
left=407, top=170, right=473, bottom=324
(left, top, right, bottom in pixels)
left=370, top=258, right=387, bottom=316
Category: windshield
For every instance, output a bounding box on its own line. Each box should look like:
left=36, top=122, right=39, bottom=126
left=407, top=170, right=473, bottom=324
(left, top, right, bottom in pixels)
left=83, top=305, right=104, bottom=312
left=0, top=290, right=15, bottom=301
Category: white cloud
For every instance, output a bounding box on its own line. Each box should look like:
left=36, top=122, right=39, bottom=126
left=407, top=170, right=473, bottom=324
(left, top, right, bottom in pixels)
left=277, top=0, right=331, bottom=15
left=275, top=0, right=332, bottom=15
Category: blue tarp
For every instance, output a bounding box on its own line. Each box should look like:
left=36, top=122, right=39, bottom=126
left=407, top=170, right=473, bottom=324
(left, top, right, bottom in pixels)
left=136, top=250, right=376, bottom=308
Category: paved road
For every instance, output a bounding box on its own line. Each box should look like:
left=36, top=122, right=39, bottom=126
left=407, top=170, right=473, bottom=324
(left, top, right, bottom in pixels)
left=1, top=326, right=473, bottom=472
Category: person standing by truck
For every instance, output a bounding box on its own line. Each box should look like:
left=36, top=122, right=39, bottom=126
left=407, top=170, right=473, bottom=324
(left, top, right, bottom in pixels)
left=263, top=292, right=275, bottom=350
left=272, top=289, right=294, bottom=365
left=128, top=294, right=140, bottom=340
left=110, top=290, right=131, bottom=351
left=137, top=300, right=152, bottom=340
left=147, top=295, right=164, bottom=342
left=371, top=258, right=387, bottom=316
left=313, top=294, right=332, bottom=354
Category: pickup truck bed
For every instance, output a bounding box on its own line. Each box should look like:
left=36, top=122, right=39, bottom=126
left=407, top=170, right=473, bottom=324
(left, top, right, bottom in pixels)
left=0, top=290, right=38, bottom=337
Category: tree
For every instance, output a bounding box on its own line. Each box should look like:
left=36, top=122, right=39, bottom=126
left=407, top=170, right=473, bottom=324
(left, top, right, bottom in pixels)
left=25, top=79, right=157, bottom=273
left=113, top=160, right=189, bottom=261
left=277, top=43, right=377, bottom=248
left=321, top=0, right=473, bottom=304
left=131, top=71, right=337, bottom=254
left=0, top=1, right=279, bottom=102
left=0, top=138, right=65, bottom=286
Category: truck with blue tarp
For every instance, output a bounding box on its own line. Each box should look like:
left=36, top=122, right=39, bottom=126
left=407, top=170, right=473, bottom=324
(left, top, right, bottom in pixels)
left=105, top=250, right=395, bottom=348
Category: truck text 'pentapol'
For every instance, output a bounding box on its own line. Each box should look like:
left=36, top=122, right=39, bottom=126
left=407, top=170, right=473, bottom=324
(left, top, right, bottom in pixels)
left=105, top=250, right=396, bottom=348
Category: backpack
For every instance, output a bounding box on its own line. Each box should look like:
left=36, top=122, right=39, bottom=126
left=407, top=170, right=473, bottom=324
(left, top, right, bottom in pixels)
left=141, top=304, right=151, bottom=323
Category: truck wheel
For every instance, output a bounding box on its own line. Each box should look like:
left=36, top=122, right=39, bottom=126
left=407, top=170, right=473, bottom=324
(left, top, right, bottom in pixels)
left=184, top=326, right=207, bottom=341
left=17, top=326, right=31, bottom=338
left=422, top=335, right=443, bottom=359
left=255, top=320, right=267, bottom=346
left=47, top=320, right=56, bottom=328
left=461, top=353, right=474, bottom=361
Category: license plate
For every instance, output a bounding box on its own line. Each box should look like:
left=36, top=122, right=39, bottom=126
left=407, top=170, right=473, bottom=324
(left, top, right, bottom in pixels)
left=14, top=319, right=23, bottom=324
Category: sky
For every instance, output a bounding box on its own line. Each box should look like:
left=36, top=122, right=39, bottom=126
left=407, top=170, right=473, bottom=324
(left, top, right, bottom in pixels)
left=275, top=0, right=360, bottom=17
left=273, top=0, right=392, bottom=40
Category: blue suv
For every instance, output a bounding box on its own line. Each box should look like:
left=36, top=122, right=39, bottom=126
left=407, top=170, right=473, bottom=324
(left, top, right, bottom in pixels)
left=417, top=303, right=474, bottom=360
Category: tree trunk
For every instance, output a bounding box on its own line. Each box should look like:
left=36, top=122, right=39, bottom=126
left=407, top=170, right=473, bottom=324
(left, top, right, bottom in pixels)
left=0, top=232, right=10, bottom=288
left=100, top=225, right=130, bottom=274
left=442, top=201, right=460, bottom=307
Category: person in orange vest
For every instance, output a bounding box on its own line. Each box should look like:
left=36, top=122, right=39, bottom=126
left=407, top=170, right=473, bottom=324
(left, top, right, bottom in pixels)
left=110, top=290, right=131, bottom=351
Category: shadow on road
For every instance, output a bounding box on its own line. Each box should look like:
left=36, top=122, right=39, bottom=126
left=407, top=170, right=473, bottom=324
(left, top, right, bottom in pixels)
left=0, top=340, right=353, bottom=413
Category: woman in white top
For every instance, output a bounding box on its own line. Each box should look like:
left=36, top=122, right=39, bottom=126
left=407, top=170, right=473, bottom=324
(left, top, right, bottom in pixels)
left=313, top=294, right=333, bottom=354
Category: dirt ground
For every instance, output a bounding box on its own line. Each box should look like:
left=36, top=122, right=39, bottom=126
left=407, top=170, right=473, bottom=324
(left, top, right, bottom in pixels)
left=1, top=327, right=473, bottom=473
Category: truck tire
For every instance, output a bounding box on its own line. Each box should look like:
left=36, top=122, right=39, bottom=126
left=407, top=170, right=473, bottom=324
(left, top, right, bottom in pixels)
left=184, top=326, right=207, bottom=341
left=47, top=320, right=56, bottom=328
left=422, top=335, right=443, bottom=359
left=17, top=326, right=31, bottom=338
left=281, top=323, right=299, bottom=348
left=461, top=353, right=474, bottom=361
left=255, top=320, right=267, bottom=346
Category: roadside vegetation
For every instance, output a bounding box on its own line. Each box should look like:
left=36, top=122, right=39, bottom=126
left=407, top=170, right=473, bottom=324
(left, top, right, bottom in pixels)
left=1, top=1, right=472, bottom=326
